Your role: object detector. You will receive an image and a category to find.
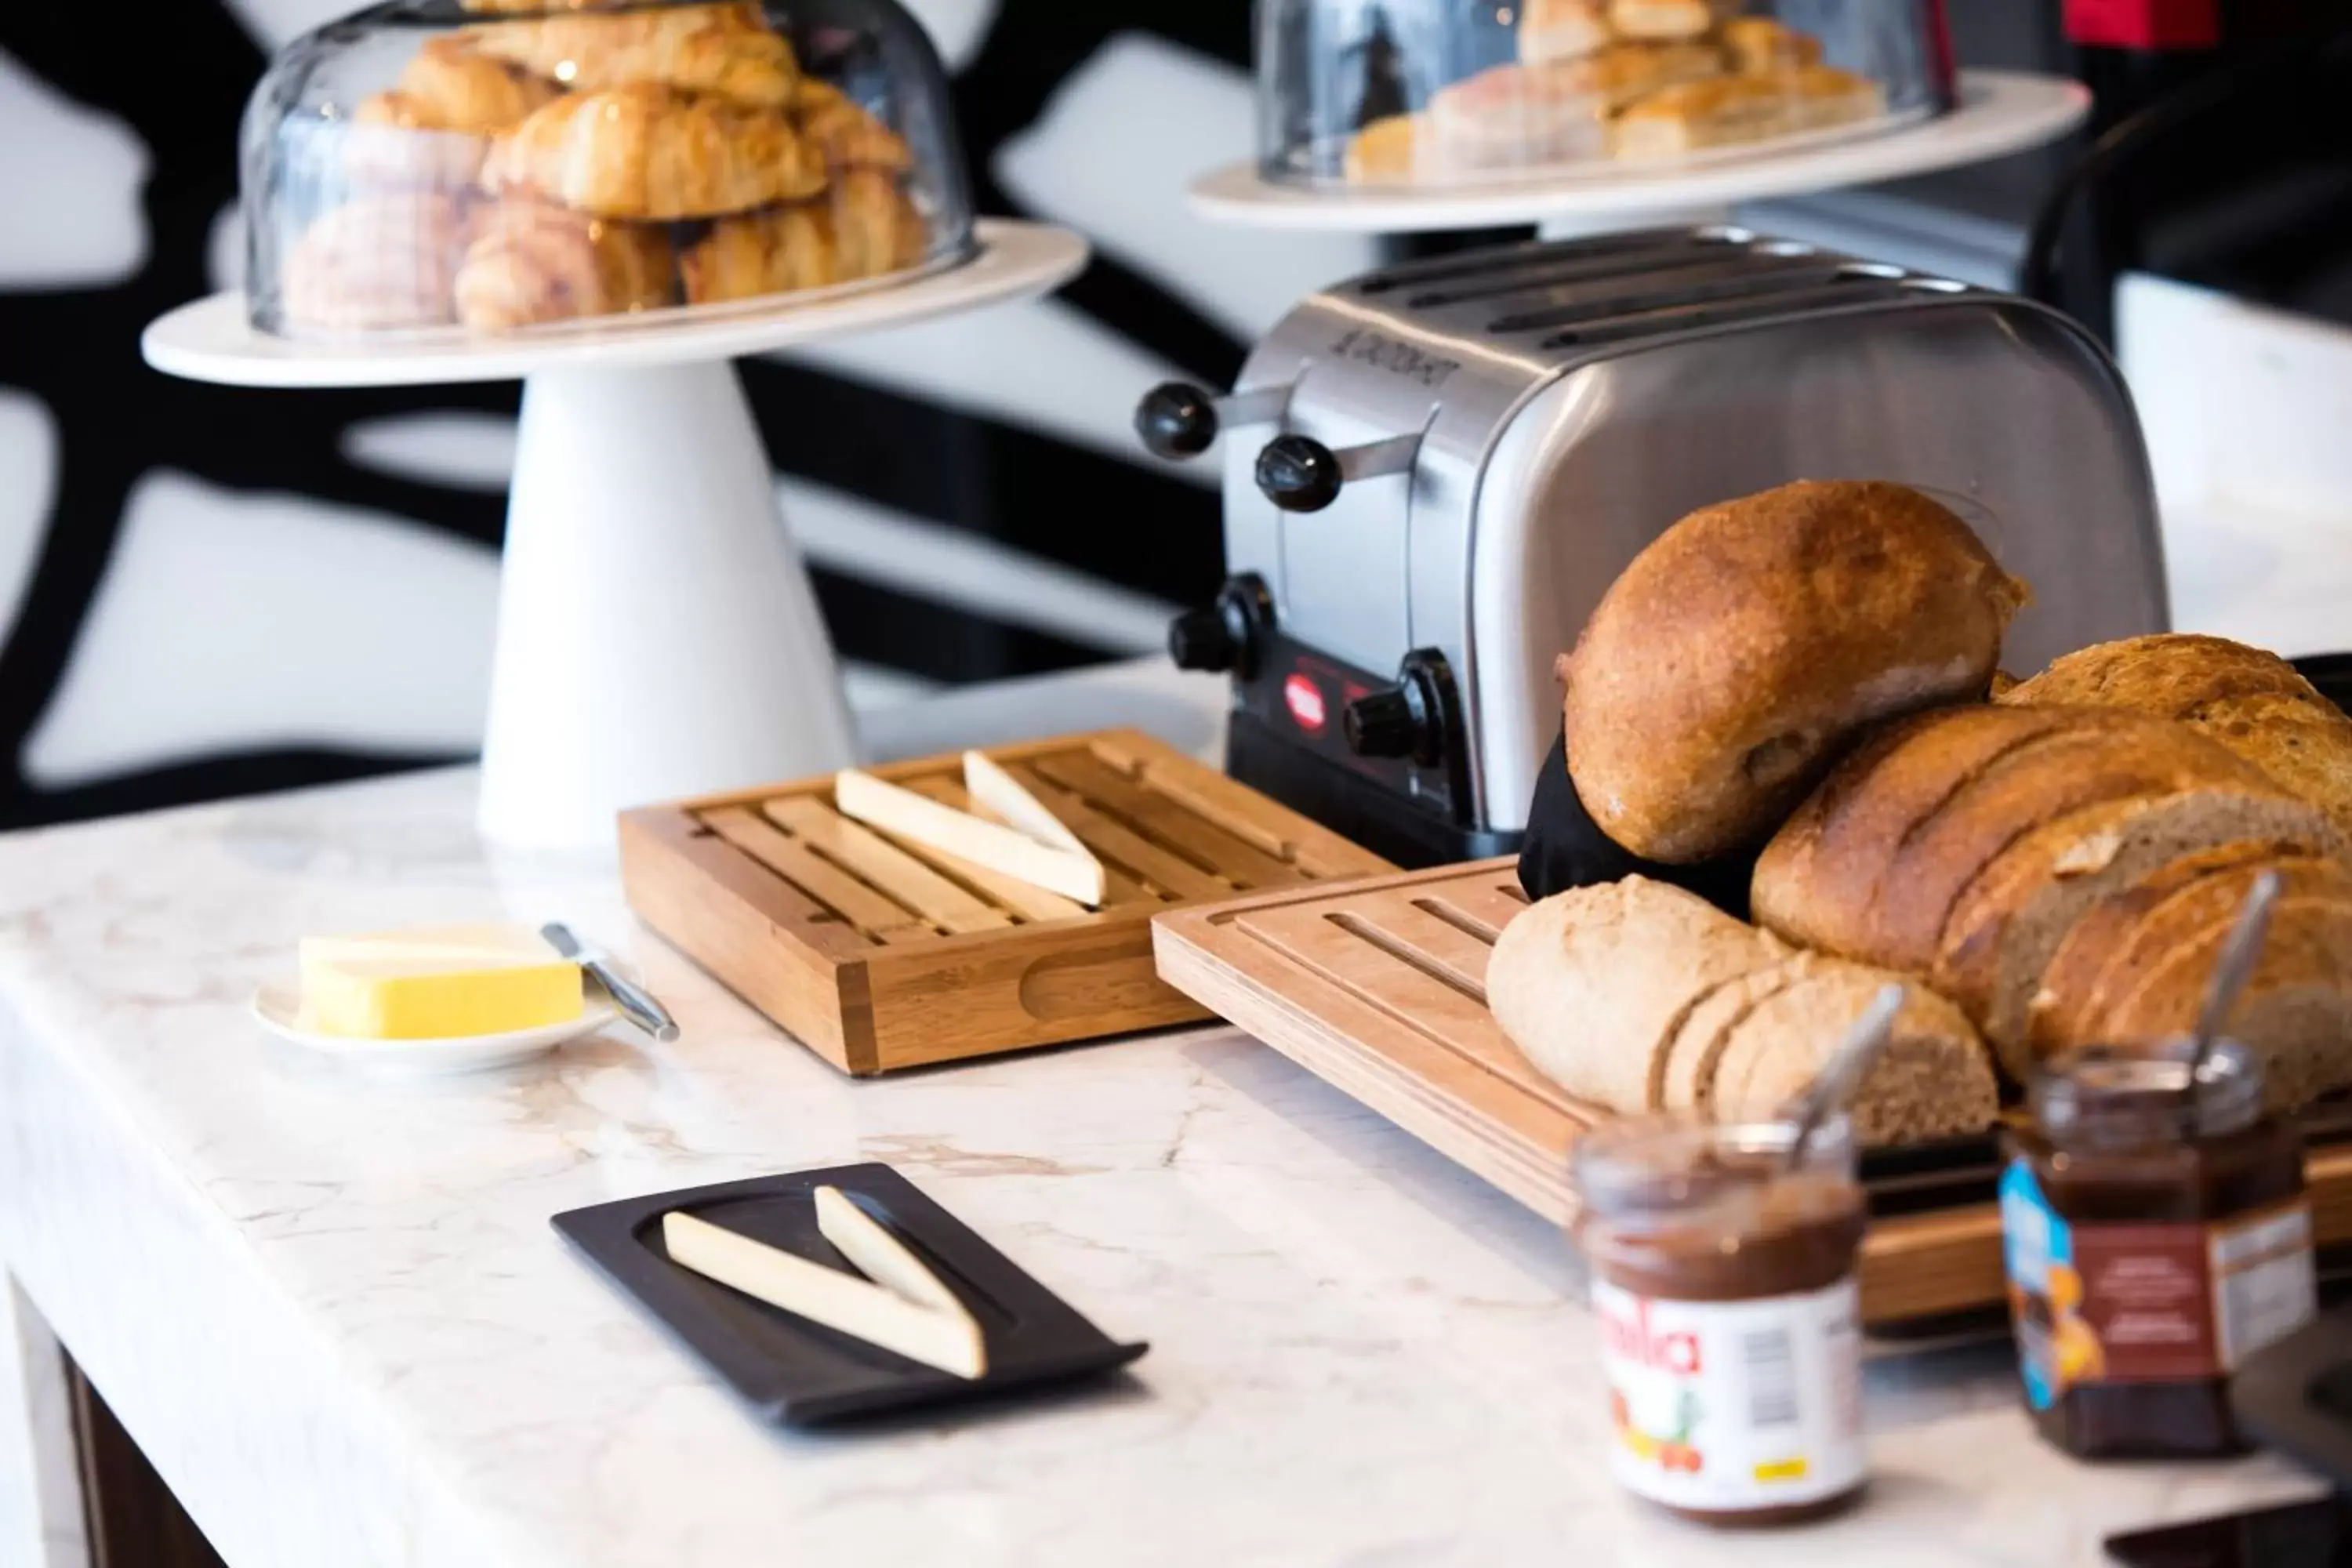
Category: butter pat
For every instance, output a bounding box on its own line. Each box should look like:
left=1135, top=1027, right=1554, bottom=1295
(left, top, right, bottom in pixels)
left=298, top=923, right=582, bottom=1040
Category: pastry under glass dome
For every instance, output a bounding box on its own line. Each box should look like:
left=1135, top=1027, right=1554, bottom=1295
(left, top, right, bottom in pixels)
left=1258, top=0, right=1957, bottom=187
left=241, top=0, right=975, bottom=339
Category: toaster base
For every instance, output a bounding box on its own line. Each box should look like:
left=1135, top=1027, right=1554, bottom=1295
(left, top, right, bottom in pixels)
left=1227, top=712, right=1521, bottom=870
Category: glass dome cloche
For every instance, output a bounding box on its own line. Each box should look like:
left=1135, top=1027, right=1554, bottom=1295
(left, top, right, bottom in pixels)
left=241, top=0, right=976, bottom=339
left=1259, top=0, right=1958, bottom=187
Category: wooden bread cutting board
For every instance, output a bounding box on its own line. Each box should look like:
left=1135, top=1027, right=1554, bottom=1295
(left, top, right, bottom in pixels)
left=1152, top=858, right=2352, bottom=1325
left=620, top=730, right=1392, bottom=1074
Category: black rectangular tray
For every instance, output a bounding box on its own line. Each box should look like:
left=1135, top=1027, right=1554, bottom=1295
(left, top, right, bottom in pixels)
left=552, top=1163, right=1148, bottom=1427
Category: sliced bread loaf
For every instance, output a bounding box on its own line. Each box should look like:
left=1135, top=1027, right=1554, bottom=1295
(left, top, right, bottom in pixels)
left=1486, top=876, right=1788, bottom=1112
left=2021, top=842, right=2312, bottom=1061
left=1931, top=791, right=2343, bottom=1076
left=1561, top=480, right=2028, bottom=864
left=2082, top=894, right=2352, bottom=1109
left=1749, top=705, right=2078, bottom=953
left=2001, top=633, right=2352, bottom=837
left=1655, top=951, right=1815, bottom=1111
left=1708, top=964, right=1998, bottom=1145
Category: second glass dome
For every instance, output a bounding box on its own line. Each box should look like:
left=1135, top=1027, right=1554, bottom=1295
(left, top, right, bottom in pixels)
left=244, top=0, right=976, bottom=340
left=1260, top=0, right=1958, bottom=188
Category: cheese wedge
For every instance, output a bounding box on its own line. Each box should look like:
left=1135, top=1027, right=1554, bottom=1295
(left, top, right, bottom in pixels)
left=298, top=922, right=583, bottom=1040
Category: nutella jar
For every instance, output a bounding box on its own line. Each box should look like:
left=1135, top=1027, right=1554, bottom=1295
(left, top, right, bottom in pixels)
left=2001, top=1037, right=2318, bottom=1460
left=1573, top=1116, right=1869, bottom=1526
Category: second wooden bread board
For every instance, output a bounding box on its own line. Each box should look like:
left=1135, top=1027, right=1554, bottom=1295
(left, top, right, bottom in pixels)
left=621, top=729, right=1393, bottom=1074
left=1152, top=858, right=2352, bottom=1325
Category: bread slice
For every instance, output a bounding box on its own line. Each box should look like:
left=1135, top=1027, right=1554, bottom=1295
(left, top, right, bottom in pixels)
left=1865, top=715, right=2285, bottom=973
left=1562, top=481, right=2027, bottom=864
left=2001, top=633, right=2352, bottom=837
left=1708, top=965, right=1998, bottom=1145
left=2021, top=845, right=2335, bottom=1065
left=1751, top=705, right=2079, bottom=954
left=1487, top=876, right=1786, bottom=1112
left=1932, top=792, right=2343, bottom=1077
left=2084, top=895, right=2352, bottom=1109
left=2038, top=855, right=2352, bottom=1058
left=1655, top=951, right=1813, bottom=1112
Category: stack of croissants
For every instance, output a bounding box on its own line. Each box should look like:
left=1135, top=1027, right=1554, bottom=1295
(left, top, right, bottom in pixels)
left=278, top=0, right=929, bottom=336
left=1490, top=480, right=2352, bottom=1147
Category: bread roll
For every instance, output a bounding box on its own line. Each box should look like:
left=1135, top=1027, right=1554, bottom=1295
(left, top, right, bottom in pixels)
left=482, top=85, right=825, bottom=221
left=1519, top=0, right=1613, bottom=64
left=1998, top=633, right=2352, bottom=837
left=1710, top=965, right=1997, bottom=1145
left=1562, top=481, right=2029, bottom=864
left=1487, top=877, right=1787, bottom=1112
left=453, top=201, right=675, bottom=329
left=278, top=193, right=466, bottom=333
left=792, top=78, right=913, bottom=171
left=466, top=2, right=798, bottom=107
left=680, top=171, right=924, bottom=305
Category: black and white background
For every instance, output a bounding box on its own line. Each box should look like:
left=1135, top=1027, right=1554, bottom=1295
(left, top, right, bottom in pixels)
left=0, top=2, right=1393, bottom=831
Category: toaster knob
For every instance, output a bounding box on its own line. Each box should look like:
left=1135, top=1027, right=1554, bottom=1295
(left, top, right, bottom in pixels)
left=1167, top=606, right=1240, bottom=673
left=1344, top=683, right=1435, bottom=763
left=1134, top=383, right=1221, bottom=460
left=1255, top=436, right=1344, bottom=514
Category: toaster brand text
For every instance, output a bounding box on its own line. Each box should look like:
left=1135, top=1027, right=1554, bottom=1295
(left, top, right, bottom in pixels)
left=1328, top=328, right=1461, bottom=388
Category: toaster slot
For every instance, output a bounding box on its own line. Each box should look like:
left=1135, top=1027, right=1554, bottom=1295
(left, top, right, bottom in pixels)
left=1481, top=253, right=1848, bottom=335
left=1399, top=243, right=1799, bottom=313
left=1534, top=276, right=1924, bottom=350
left=1350, top=226, right=1751, bottom=297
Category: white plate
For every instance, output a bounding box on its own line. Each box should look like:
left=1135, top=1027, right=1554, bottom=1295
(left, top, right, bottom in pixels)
left=251, top=983, right=621, bottom=1076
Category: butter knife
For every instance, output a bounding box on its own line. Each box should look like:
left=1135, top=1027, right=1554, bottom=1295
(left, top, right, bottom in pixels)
left=541, top=923, right=679, bottom=1043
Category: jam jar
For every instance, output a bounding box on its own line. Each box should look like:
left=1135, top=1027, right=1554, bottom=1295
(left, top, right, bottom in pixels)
left=1573, top=1115, right=1869, bottom=1526
left=2001, top=1037, right=2318, bottom=1460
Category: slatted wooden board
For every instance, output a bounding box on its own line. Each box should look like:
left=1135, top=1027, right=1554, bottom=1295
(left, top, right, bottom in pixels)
left=619, top=729, right=1393, bottom=1074
left=1152, top=858, right=2352, bottom=1325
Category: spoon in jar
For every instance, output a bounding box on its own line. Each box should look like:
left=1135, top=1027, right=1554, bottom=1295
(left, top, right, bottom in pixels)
left=2186, top=869, right=2283, bottom=1093
left=1784, top=982, right=1907, bottom=1168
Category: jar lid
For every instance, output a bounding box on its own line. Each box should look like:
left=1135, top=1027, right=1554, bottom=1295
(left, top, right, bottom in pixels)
left=1572, top=1112, right=1856, bottom=1229
left=2031, top=1036, right=2265, bottom=1146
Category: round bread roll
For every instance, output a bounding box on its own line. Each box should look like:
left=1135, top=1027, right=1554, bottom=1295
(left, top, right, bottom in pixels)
left=1560, top=480, right=2031, bottom=863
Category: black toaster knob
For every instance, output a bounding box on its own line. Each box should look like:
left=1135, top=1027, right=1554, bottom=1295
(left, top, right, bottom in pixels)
left=1255, top=436, right=1344, bottom=514
left=1167, top=605, right=1240, bottom=673
left=1134, top=382, right=1221, bottom=460
left=1344, top=681, right=1436, bottom=763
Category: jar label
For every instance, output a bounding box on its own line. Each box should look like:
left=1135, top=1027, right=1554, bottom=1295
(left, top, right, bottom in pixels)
left=1999, top=1161, right=2316, bottom=1410
left=1591, top=1277, right=1864, bottom=1513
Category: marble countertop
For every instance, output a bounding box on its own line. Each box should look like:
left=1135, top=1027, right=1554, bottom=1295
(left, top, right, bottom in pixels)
left=0, top=662, right=2331, bottom=1568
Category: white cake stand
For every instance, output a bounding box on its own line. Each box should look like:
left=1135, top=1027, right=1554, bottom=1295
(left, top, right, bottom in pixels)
left=1191, top=69, right=2088, bottom=238
left=143, top=220, right=1089, bottom=854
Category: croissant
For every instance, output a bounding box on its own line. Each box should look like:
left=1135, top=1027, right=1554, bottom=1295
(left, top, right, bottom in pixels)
left=792, top=78, right=913, bottom=171
left=454, top=201, right=675, bottom=329
left=278, top=193, right=466, bottom=333
left=466, top=3, right=798, bottom=108
left=482, top=84, right=825, bottom=220
left=357, top=36, right=558, bottom=136
left=680, top=169, right=925, bottom=305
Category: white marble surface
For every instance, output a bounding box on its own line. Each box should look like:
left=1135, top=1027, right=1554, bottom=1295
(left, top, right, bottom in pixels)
left=0, top=662, right=2332, bottom=1568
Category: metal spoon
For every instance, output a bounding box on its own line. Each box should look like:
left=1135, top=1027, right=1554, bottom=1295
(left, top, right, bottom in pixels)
left=2187, top=869, right=2283, bottom=1090
left=1784, top=982, right=1907, bottom=1168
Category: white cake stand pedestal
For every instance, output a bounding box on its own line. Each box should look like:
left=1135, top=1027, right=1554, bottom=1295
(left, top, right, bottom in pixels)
left=1190, top=69, right=2089, bottom=237
left=143, top=220, right=1089, bottom=853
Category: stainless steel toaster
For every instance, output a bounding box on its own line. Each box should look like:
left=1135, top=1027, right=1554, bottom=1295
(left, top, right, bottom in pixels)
left=1134, top=226, right=2169, bottom=868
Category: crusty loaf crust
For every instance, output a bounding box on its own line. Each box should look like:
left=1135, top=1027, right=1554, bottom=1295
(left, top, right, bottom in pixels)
left=1563, top=481, right=2028, bottom=865
left=2000, top=633, right=2352, bottom=837
left=1751, top=705, right=2078, bottom=954
left=1710, top=964, right=1998, bottom=1145
left=1486, top=876, right=1784, bottom=1112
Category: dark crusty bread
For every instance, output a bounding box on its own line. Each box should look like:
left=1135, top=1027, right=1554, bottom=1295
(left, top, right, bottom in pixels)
left=1486, top=876, right=1786, bottom=1112
left=1753, top=709, right=2289, bottom=974
left=1748, top=706, right=2078, bottom=953
left=1936, top=800, right=2341, bottom=1079
left=2022, top=844, right=2327, bottom=1062
left=1709, top=963, right=1998, bottom=1145
left=2085, top=894, right=2352, bottom=1109
left=2000, top=633, right=2352, bottom=837
left=1560, top=481, right=2029, bottom=864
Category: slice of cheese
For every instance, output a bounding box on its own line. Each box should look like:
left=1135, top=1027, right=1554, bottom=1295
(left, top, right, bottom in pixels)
left=298, top=922, right=582, bottom=1040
